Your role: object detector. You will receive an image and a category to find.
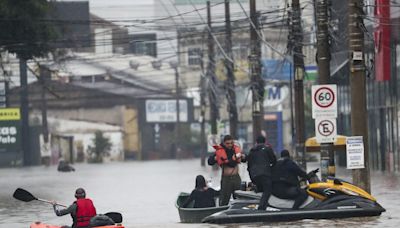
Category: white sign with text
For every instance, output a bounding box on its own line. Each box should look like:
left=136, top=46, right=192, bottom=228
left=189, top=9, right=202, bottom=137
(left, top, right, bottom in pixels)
left=145, top=99, right=188, bottom=123
left=315, top=118, right=337, bottom=143
left=346, top=136, right=365, bottom=169
left=312, top=85, right=337, bottom=119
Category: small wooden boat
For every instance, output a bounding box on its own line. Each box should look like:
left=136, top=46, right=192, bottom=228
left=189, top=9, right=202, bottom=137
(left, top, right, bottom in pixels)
left=175, top=192, right=229, bottom=223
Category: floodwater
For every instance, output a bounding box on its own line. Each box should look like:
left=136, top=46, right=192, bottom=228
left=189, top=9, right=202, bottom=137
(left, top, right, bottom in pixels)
left=0, top=159, right=399, bottom=228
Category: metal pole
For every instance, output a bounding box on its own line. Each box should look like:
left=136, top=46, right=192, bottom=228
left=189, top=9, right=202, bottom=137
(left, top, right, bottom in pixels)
left=40, top=66, right=50, bottom=166
left=175, top=66, right=180, bottom=159
left=292, top=0, right=307, bottom=169
left=224, top=0, right=238, bottom=139
left=348, top=0, right=371, bottom=193
left=200, top=51, right=206, bottom=166
left=316, top=0, right=335, bottom=179
left=20, top=58, right=30, bottom=166
left=249, top=0, right=264, bottom=142
left=40, top=66, right=49, bottom=145
left=207, top=1, right=218, bottom=135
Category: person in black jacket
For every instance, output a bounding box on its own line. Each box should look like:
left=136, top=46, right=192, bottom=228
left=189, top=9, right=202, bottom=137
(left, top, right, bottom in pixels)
left=272, top=149, right=308, bottom=209
left=246, top=136, right=277, bottom=210
left=182, top=175, right=219, bottom=208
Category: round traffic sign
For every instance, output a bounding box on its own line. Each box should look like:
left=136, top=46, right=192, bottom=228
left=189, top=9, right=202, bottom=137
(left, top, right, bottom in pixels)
left=314, top=87, right=335, bottom=108
left=318, top=120, right=335, bottom=137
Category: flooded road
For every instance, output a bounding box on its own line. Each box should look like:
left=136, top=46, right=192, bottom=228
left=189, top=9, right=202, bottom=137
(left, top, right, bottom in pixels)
left=0, top=159, right=398, bottom=227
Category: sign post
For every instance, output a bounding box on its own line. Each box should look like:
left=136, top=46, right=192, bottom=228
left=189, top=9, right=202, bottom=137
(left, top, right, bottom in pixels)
left=312, top=85, right=337, bottom=180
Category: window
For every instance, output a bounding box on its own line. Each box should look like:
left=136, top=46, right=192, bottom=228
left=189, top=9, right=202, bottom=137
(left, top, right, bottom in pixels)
left=130, top=33, right=157, bottom=57
left=188, top=48, right=202, bottom=66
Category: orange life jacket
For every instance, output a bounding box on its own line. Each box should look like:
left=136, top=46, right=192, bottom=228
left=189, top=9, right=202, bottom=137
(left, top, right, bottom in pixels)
left=213, top=144, right=242, bottom=166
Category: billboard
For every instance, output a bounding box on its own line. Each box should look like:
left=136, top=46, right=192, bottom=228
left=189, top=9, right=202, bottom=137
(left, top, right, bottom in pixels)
left=0, top=108, right=21, bottom=153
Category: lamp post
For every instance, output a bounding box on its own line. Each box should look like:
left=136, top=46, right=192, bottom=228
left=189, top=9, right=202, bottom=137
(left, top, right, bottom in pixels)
left=169, top=60, right=180, bottom=158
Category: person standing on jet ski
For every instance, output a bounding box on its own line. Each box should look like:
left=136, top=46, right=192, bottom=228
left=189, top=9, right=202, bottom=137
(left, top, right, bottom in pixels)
left=210, top=135, right=246, bottom=206
left=247, top=135, right=277, bottom=210
left=52, top=188, right=97, bottom=228
left=272, top=149, right=308, bottom=209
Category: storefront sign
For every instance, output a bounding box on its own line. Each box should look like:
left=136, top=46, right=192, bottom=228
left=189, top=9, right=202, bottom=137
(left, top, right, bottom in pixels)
left=0, top=108, right=21, bottom=152
left=145, top=99, right=188, bottom=123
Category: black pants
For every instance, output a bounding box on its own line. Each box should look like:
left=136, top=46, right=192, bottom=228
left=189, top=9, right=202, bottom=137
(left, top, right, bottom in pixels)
left=252, top=175, right=272, bottom=210
left=220, top=174, right=241, bottom=206
left=272, top=182, right=308, bottom=209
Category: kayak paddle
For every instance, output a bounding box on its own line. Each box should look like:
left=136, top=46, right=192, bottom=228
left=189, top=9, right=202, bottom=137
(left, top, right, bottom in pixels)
left=13, top=188, right=66, bottom=207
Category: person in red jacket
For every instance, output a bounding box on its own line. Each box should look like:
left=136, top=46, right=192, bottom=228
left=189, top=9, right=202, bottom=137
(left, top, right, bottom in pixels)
left=210, top=135, right=246, bottom=206
left=52, top=188, right=97, bottom=228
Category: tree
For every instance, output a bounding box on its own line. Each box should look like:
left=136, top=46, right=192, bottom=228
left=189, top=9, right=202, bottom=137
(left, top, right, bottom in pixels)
left=89, top=131, right=112, bottom=163
left=0, top=0, right=57, bottom=59
left=0, top=0, right=57, bottom=166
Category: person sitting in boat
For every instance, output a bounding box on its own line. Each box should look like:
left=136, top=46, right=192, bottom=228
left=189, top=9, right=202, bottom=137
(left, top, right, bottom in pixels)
left=210, top=135, right=246, bottom=206
left=52, top=188, right=97, bottom=228
left=182, top=175, right=219, bottom=208
left=272, top=149, right=308, bottom=209
left=247, top=135, right=277, bottom=210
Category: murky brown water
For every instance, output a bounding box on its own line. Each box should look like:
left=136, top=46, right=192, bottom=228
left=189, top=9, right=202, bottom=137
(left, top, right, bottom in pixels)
left=0, top=159, right=398, bottom=227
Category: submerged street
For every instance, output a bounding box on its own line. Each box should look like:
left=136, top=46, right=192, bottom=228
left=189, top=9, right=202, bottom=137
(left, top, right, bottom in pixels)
left=0, top=159, right=399, bottom=227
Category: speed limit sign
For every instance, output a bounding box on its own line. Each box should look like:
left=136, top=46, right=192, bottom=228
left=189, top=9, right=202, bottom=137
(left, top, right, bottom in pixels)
left=312, top=85, right=337, bottom=119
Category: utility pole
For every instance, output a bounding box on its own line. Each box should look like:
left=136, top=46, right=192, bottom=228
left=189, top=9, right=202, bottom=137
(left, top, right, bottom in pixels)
left=40, top=67, right=49, bottom=149
left=20, top=58, right=30, bottom=166
left=348, top=0, right=370, bottom=193
left=291, top=0, right=307, bottom=169
left=200, top=51, right=206, bottom=166
left=249, top=0, right=264, bottom=142
left=207, top=1, right=218, bottom=136
left=224, top=0, right=238, bottom=139
left=40, top=66, right=50, bottom=165
left=170, top=61, right=180, bottom=159
left=316, top=0, right=335, bottom=180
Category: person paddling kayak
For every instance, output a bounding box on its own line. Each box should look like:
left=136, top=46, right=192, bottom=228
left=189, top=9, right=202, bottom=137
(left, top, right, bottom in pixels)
left=52, top=188, right=96, bottom=228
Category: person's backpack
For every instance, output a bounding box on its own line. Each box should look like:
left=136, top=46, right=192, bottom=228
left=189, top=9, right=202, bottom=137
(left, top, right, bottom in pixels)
left=89, top=214, right=115, bottom=227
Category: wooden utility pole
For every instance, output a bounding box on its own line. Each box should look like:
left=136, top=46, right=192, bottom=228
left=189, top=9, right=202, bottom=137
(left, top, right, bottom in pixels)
left=316, top=0, right=335, bottom=180
left=348, top=0, right=370, bottom=193
left=292, top=0, right=307, bottom=169
left=224, top=0, right=238, bottom=139
left=207, top=1, right=218, bottom=136
left=249, top=0, right=264, bottom=142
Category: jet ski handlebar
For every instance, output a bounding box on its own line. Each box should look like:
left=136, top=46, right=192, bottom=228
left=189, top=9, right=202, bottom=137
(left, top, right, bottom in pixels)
left=306, top=169, right=320, bottom=184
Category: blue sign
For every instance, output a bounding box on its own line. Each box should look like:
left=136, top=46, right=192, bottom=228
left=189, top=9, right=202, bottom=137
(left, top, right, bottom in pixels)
left=262, top=59, right=292, bottom=80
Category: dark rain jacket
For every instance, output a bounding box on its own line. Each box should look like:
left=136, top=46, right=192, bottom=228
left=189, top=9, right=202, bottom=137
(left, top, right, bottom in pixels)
left=272, top=157, right=307, bottom=186
left=247, top=144, right=277, bottom=180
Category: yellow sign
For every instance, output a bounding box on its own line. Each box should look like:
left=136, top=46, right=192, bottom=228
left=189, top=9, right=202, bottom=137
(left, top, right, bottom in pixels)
left=0, top=108, right=21, bottom=121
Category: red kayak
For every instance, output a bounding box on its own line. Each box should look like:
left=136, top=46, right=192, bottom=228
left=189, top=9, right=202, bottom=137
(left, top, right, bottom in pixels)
left=30, top=222, right=125, bottom=228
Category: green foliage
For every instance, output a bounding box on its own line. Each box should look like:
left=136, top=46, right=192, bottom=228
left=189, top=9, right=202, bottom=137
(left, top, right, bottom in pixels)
left=89, top=131, right=112, bottom=163
left=0, top=0, right=58, bottom=59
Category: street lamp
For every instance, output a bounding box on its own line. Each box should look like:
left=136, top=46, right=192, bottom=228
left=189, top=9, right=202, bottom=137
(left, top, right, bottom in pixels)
left=169, top=60, right=180, bottom=158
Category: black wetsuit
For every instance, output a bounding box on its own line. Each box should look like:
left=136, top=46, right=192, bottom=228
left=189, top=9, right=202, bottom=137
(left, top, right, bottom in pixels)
left=247, top=144, right=277, bottom=210
left=182, top=188, right=219, bottom=208
left=272, top=157, right=308, bottom=209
